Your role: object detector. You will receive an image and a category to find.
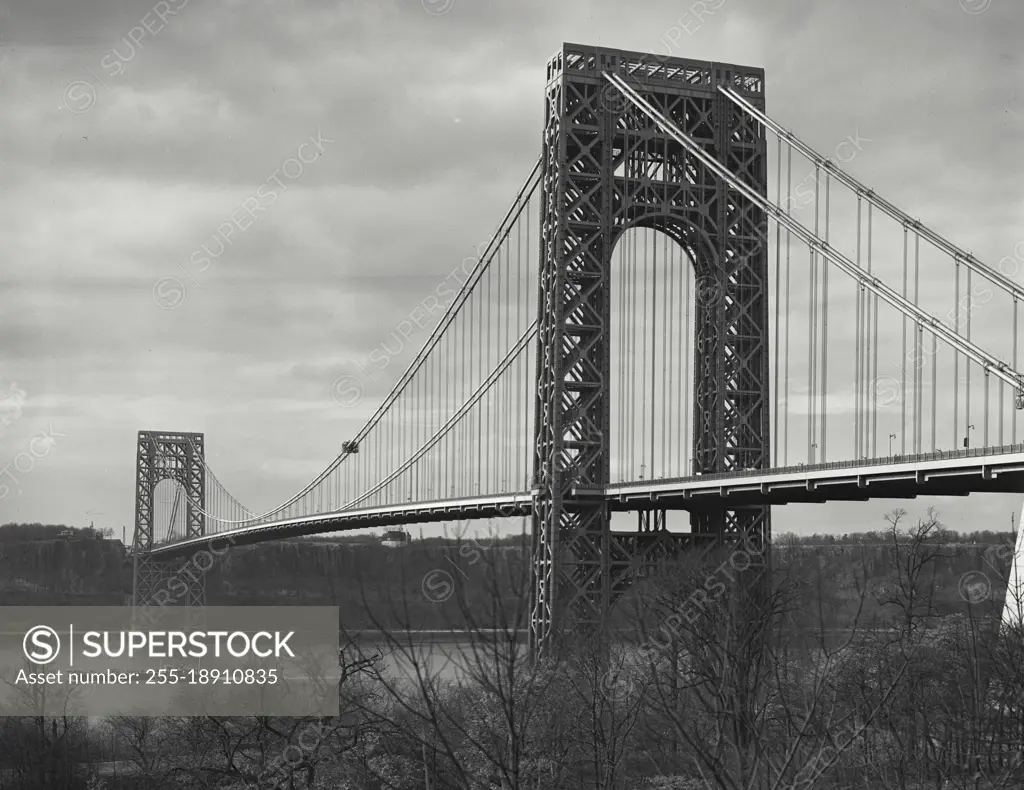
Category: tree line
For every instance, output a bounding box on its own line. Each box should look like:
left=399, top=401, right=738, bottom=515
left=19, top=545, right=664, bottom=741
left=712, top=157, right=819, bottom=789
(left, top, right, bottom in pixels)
left=1, top=508, right=1022, bottom=788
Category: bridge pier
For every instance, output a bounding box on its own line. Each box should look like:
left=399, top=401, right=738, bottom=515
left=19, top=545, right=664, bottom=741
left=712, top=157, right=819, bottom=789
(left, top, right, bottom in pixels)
left=131, top=553, right=205, bottom=608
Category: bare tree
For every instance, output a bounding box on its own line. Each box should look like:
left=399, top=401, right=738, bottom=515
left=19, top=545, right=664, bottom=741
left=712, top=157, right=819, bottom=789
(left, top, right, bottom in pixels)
left=98, top=649, right=379, bottom=790
left=627, top=525, right=922, bottom=790
left=346, top=534, right=541, bottom=788
left=0, top=659, right=92, bottom=790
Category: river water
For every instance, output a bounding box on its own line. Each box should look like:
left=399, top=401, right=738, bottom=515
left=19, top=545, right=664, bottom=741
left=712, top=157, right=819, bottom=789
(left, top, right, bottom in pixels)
left=343, top=630, right=525, bottom=685
left=0, top=631, right=513, bottom=715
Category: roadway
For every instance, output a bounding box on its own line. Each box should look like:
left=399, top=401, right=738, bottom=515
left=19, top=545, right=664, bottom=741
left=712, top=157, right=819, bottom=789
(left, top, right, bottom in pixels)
left=144, top=444, right=1024, bottom=559
left=607, top=444, right=1024, bottom=508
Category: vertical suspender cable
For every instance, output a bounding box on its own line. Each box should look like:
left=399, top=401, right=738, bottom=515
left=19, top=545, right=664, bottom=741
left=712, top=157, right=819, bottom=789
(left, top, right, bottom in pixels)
left=1015, top=298, right=1019, bottom=444
left=434, top=353, right=439, bottom=496
left=447, top=323, right=454, bottom=494
left=931, top=331, right=937, bottom=452
left=462, top=295, right=468, bottom=495
left=683, top=241, right=690, bottom=474
left=434, top=337, right=438, bottom=498
left=454, top=316, right=460, bottom=497
left=402, top=363, right=408, bottom=499
left=468, top=284, right=474, bottom=495
left=498, top=247, right=504, bottom=491
left=999, top=359, right=1005, bottom=445
left=954, top=261, right=960, bottom=450
left=682, top=242, right=688, bottom=474
left=666, top=235, right=673, bottom=477
left=773, top=135, right=782, bottom=468
left=442, top=335, right=448, bottom=496
left=869, top=204, right=878, bottom=457
left=625, top=230, right=632, bottom=476
left=651, top=233, right=657, bottom=479
left=411, top=361, right=416, bottom=500
left=985, top=371, right=990, bottom=447
left=660, top=133, right=668, bottom=478
left=490, top=252, right=495, bottom=494
left=614, top=239, right=622, bottom=481
left=439, top=346, right=443, bottom=495
left=901, top=225, right=908, bottom=455
left=516, top=202, right=523, bottom=488
left=966, top=268, right=973, bottom=446
left=423, top=346, right=427, bottom=498
left=641, top=229, right=649, bottom=478
left=624, top=230, right=630, bottom=475
left=784, top=146, right=792, bottom=466
left=416, top=355, right=421, bottom=499
left=501, top=240, right=507, bottom=491
left=407, top=364, right=411, bottom=500
left=486, top=267, right=492, bottom=492
left=414, top=373, right=419, bottom=499
left=997, top=291, right=1004, bottom=444
left=413, top=360, right=417, bottom=497
left=523, top=202, right=530, bottom=486
left=822, top=172, right=830, bottom=462
left=480, top=272, right=486, bottom=490
left=662, top=231, right=669, bottom=477
left=640, top=135, right=649, bottom=479
left=506, top=232, right=512, bottom=491
left=808, top=164, right=819, bottom=463
left=498, top=249, right=504, bottom=491
left=855, top=196, right=862, bottom=458
left=914, top=231, right=921, bottom=454
left=631, top=230, right=638, bottom=476
left=468, top=274, right=477, bottom=491
left=469, top=288, right=475, bottom=496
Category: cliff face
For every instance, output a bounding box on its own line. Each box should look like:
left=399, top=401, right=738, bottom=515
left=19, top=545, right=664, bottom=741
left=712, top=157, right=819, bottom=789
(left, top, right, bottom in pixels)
left=0, top=539, right=132, bottom=604
left=767, top=543, right=1012, bottom=629
left=0, top=539, right=1012, bottom=629
left=0, top=540, right=528, bottom=629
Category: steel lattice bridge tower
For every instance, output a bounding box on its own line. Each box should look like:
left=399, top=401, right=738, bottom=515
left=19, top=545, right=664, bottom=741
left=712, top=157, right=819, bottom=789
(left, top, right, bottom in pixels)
left=531, top=48, right=769, bottom=649
left=133, top=44, right=1024, bottom=652
left=132, top=431, right=206, bottom=607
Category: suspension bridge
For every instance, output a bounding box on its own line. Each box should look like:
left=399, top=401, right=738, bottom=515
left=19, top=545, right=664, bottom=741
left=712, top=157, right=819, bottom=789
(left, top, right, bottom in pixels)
left=132, top=44, right=1024, bottom=653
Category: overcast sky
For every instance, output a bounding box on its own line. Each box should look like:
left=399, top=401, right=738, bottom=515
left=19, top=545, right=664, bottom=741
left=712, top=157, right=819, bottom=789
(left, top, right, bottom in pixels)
left=0, top=0, right=1022, bottom=538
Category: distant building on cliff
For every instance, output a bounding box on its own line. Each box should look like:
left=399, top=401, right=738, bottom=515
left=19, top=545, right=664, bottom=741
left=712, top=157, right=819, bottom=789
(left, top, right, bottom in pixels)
left=381, top=529, right=411, bottom=548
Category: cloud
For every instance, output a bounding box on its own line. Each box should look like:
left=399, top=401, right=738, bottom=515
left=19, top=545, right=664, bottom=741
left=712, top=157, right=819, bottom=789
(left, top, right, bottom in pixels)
left=2, top=0, right=1021, bottom=537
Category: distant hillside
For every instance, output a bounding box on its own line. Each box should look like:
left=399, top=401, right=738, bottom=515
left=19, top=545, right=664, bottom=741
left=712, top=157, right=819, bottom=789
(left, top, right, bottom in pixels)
left=0, top=536, right=130, bottom=604
left=0, top=525, right=1016, bottom=630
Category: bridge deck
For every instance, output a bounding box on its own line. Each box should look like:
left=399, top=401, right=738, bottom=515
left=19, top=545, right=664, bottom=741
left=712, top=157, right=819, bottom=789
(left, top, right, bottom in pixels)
left=147, top=493, right=533, bottom=558
left=145, top=445, right=1024, bottom=559
left=608, top=445, right=1024, bottom=508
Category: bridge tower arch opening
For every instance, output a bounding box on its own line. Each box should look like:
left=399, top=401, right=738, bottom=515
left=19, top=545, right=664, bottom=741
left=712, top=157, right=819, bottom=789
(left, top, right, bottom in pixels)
left=530, top=44, right=771, bottom=656
left=153, top=478, right=188, bottom=543
left=609, top=224, right=703, bottom=497
left=132, top=430, right=206, bottom=608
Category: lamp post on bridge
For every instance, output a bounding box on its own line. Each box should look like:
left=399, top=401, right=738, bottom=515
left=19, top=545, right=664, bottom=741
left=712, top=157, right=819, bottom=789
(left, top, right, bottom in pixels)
left=810, top=444, right=817, bottom=465
left=889, top=433, right=897, bottom=457
left=965, top=424, right=975, bottom=448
